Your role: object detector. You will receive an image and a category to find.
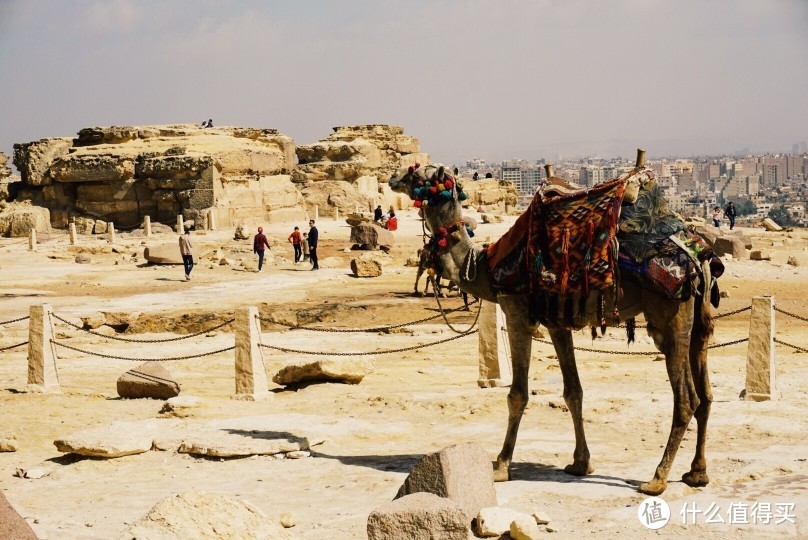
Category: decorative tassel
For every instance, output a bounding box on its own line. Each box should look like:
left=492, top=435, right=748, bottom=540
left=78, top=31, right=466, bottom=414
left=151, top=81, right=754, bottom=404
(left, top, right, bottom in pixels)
left=626, top=317, right=636, bottom=344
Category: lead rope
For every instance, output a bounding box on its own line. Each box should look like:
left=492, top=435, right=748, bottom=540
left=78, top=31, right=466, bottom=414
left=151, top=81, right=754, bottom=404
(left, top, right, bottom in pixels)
left=432, top=281, right=483, bottom=334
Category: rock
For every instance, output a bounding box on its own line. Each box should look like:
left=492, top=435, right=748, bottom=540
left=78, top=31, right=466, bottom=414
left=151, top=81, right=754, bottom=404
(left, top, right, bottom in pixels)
left=279, top=512, right=296, bottom=528
left=74, top=253, right=91, bottom=264
left=234, top=223, right=250, bottom=240
left=300, top=180, right=374, bottom=218
left=144, top=242, right=198, bottom=264
left=159, top=395, right=202, bottom=417
left=367, top=492, right=470, bottom=540
left=694, top=225, right=721, bottom=247
left=54, top=420, right=160, bottom=457
left=510, top=514, right=542, bottom=540
left=787, top=256, right=799, bottom=267
left=350, top=222, right=394, bottom=248
left=0, top=433, right=18, bottom=452
left=178, top=430, right=309, bottom=457
left=351, top=258, right=383, bottom=277
left=345, top=212, right=374, bottom=227
left=532, top=510, right=550, bottom=525
left=480, top=213, right=503, bottom=224
left=464, top=179, right=519, bottom=212
left=750, top=250, right=771, bottom=261
left=13, top=467, right=51, bottom=479
left=219, top=257, right=235, bottom=266
left=720, top=290, right=730, bottom=298
left=93, top=219, right=108, bottom=234
left=272, top=358, right=374, bottom=386
left=395, top=442, right=497, bottom=521
left=713, top=236, right=746, bottom=259
left=0, top=202, right=51, bottom=237
left=117, top=362, right=181, bottom=400
left=80, top=312, right=106, bottom=329
left=286, top=450, right=310, bottom=459
left=475, top=507, right=534, bottom=537
left=761, top=217, right=783, bottom=231
left=120, top=490, right=293, bottom=540
left=0, top=490, right=38, bottom=540
left=405, top=255, right=420, bottom=267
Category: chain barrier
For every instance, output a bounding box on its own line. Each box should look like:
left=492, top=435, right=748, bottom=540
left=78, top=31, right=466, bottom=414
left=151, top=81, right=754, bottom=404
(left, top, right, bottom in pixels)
left=259, top=300, right=478, bottom=333
left=714, top=306, right=752, bottom=319
left=51, top=340, right=235, bottom=362
left=258, top=329, right=478, bottom=356
left=51, top=313, right=235, bottom=343
left=774, top=338, right=808, bottom=354
left=0, top=341, right=28, bottom=352
left=774, top=306, right=808, bottom=324
left=0, top=315, right=30, bottom=326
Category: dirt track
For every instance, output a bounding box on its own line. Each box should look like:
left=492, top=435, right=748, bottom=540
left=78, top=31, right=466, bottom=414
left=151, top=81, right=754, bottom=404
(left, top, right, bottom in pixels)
left=1, top=211, right=807, bottom=538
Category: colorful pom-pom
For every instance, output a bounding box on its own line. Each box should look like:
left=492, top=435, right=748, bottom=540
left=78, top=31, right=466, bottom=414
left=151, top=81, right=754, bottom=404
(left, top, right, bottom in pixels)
left=413, top=200, right=422, bottom=208
left=429, top=186, right=437, bottom=195
left=422, top=200, right=429, bottom=207
left=408, top=166, right=414, bottom=173
left=414, top=163, right=421, bottom=169
left=440, top=190, right=451, bottom=200
left=438, top=238, right=448, bottom=248
left=427, top=267, right=435, bottom=276
left=438, top=184, right=445, bottom=191
left=458, top=192, right=468, bottom=201
left=438, top=227, right=448, bottom=237
left=444, top=179, right=453, bottom=189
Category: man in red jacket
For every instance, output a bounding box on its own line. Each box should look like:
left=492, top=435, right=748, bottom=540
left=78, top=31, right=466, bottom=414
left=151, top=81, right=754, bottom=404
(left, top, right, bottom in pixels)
left=288, top=226, right=302, bottom=263
left=254, top=226, right=271, bottom=272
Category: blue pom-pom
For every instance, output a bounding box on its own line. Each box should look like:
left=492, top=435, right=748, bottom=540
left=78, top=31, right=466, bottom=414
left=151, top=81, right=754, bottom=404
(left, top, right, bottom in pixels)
left=440, top=190, right=451, bottom=200
left=458, top=191, right=468, bottom=201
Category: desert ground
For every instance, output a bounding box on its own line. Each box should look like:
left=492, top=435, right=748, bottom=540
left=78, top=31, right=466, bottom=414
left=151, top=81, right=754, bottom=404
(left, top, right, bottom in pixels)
left=1, top=209, right=807, bottom=539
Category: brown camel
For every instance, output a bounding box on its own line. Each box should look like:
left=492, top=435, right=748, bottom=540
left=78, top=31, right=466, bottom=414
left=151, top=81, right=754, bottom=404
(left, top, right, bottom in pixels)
left=389, top=156, right=715, bottom=496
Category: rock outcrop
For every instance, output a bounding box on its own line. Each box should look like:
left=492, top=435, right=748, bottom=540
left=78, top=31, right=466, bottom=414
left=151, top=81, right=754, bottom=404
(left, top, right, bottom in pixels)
left=464, top=178, right=519, bottom=213
left=0, top=201, right=51, bottom=237
left=12, top=124, right=302, bottom=230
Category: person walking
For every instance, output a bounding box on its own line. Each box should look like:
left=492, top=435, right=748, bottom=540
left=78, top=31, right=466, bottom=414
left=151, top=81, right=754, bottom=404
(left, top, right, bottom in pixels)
left=179, top=229, right=194, bottom=281
left=712, top=206, right=722, bottom=228
left=725, top=201, right=737, bottom=230
left=288, top=226, right=303, bottom=263
left=307, top=219, right=319, bottom=270
left=253, top=226, right=271, bottom=272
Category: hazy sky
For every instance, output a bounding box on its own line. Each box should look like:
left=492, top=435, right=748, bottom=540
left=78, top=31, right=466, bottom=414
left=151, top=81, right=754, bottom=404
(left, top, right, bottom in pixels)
left=1, top=0, right=807, bottom=168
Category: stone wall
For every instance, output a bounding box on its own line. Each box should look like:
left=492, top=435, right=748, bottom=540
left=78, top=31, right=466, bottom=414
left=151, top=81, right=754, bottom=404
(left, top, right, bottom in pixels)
left=463, top=179, right=519, bottom=213
left=12, top=125, right=301, bottom=230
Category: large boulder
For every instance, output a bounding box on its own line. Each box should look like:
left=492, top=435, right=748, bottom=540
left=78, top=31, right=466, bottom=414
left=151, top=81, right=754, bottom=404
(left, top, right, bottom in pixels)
left=120, top=490, right=293, bottom=540
left=12, top=137, right=72, bottom=186
left=144, top=242, right=199, bottom=264
left=351, top=258, right=383, bottom=277
left=0, top=432, right=18, bottom=452
left=350, top=222, right=394, bottom=248
left=713, top=236, right=747, bottom=259
left=0, top=490, right=37, bottom=540
left=300, top=180, right=373, bottom=218
left=464, top=178, right=518, bottom=212
left=367, top=493, right=470, bottom=540
left=0, top=202, right=51, bottom=237
left=117, top=361, right=181, bottom=400
left=0, top=152, right=11, bottom=179
left=272, top=358, right=374, bottom=386
left=760, top=217, right=783, bottom=232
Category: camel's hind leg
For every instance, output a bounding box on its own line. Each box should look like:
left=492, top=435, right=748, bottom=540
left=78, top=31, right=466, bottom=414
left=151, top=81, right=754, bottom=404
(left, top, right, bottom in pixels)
left=640, top=300, right=700, bottom=496
left=682, top=299, right=713, bottom=488
left=548, top=326, right=594, bottom=476
left=493, top=295, right=534, bottom=482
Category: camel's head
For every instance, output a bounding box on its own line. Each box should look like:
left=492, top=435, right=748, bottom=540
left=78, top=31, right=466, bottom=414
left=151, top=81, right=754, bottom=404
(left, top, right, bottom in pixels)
left=389, top=164, right=467, bottom=210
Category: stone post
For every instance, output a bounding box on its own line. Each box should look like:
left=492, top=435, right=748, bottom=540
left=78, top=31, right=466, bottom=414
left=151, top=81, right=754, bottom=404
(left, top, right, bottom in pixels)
left=28, top=229, right=37, bottom=251
left=207, top=209, right=217, bottom=231
left=477, top=301, right=512, bottom=388
left=335, top=207, right=339, bottom=222
left=69, top=223, right=78, bottom=245
left=744, top=296, right=777, bottom=401
left=144, top=216, right=152, bottom=237
left=233, top=306, right=271, bottom=401
left=107, top=222, right=115, bottom=244
left=27, top=304, right=60, bottom=393
left=315, top=205, right=319, bottom=221
left=176, top=215, right=184, bottom=234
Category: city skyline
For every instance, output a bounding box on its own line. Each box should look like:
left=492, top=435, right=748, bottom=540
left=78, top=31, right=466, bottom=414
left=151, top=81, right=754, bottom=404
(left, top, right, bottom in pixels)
left=1, top=1, right=807, bottom=170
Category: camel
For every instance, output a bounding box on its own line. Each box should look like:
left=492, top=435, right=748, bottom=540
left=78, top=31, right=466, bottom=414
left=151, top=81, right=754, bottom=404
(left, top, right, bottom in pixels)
left=389, top=153, right=715, bottom=496
left=413, top=247, right=470, bottom=308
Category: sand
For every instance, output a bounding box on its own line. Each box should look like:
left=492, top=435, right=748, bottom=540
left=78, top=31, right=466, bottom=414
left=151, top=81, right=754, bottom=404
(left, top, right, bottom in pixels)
left=1, top=210, right=807, bottom=538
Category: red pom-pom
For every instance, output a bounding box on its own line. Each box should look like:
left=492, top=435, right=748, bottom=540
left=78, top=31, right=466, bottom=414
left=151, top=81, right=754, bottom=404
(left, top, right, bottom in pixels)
left=444, top=179, right=453, bottom=189
left=414, top=163, right=421, bottom=169
left=408, top=166, right=414, bottom=173
left=429, top=186, right=437, bottom=194
left=438, top=238, right=448, bottom=248
left=438, top=227, right=448, bottom=237
left=413, top=200, right=422, bottom=208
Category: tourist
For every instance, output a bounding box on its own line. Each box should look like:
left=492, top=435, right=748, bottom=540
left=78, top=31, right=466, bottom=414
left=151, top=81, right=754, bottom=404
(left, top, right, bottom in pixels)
left=712, top=206, right=722, bottom=228
left=725, top=201, right=737, bottom=230
left=288, top=226, right=303, bottom=263
left=374, top=205, right=383, bottom=222
left=178, top=229, right=194, bottom=281
left=308, top=220, right=319, bottom=270
left=205, top=119, right=213, bottom=128
left=472, top=171, right=479, bottom=181
left=385, top=209, right=398, bottom=231
left=253, top=226, right=271, bottom=272
left=301, top=232, right=310, bottom=262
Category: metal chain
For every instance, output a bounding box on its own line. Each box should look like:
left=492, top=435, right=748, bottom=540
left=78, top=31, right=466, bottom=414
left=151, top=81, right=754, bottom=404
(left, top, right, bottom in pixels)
left=714, top=306, right=752, bottom=319
left=258, top=329, right=477, bottom=356
left=259, top=301, right=478, bottom=333
left=0, top=341, right=28, bottom=352
left=0, top=315, right=30, bottom=326
left=774, top=338, right=808, bottom=354
left=51, top=313, right=234, bottom=342
left=432, top=278, right=482, bottom=334
left=708, top=337, right=749, bottom=348
left=774, top=306, right=808, bottom=324
left=51, top=340, right=235, bottom=361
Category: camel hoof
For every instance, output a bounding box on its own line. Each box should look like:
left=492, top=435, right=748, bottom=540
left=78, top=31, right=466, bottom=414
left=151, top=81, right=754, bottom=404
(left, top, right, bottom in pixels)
left=564, top=462, right=594, bottom=476
left=492, top=462, right=511, bottom=482
left=682, top=470, right=709, bottom=488
left=638, top=480, right=667, bottom=496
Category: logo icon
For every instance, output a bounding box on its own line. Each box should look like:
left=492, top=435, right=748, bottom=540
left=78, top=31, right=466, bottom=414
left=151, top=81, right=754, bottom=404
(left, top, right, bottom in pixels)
left=638, top=496, right=670, bottom=529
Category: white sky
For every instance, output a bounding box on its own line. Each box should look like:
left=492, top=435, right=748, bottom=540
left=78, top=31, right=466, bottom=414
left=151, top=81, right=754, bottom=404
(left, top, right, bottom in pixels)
left=1, top=0, right=807, bottom=168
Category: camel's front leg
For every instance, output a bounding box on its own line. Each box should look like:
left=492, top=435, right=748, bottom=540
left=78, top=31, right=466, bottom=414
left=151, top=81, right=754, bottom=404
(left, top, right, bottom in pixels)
left=548, top=326, right=594, bottom=476
left=682, top=312, right=713, bottom=489
left=493, top=296, right=533, bottom=482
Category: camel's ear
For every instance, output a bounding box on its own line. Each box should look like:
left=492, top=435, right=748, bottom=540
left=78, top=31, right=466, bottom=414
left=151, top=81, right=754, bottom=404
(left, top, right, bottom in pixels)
left=453, top=167, right=459, bottom=176
left=436, top=165, right=445, bottom=181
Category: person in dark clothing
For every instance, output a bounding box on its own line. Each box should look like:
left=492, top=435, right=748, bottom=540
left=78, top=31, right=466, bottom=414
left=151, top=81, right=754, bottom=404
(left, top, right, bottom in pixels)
left=374, top=205, right=383, bottom=222
left=308, top=220, right=319, bottom=270
left=472, top=171, right=479, bottom=181
left=724, top=202, right=737, bottom=230
left=253, top=226, right=271, bottom=272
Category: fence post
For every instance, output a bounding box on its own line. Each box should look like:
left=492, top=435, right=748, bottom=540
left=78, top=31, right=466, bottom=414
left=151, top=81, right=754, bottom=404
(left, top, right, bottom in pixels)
left=27, top=304, right=60, bottom=393
left=107, top=222, right=116, bottom=244
left=743, top=296, right=777, bottom=401
left=176, top=215, right=184, bottom=234
left=29, top=229, right=37, bottom=251
left=144, top=216, right=152, bottom=237
left=69, top=223, right=78, bottom=245
left=334, top=207, right=339, bottom=222
left=477, top=301, right=512, bottom=388
left=233, top=306, right=271, bottom=401
left=207, top=209, right=217, bottom=231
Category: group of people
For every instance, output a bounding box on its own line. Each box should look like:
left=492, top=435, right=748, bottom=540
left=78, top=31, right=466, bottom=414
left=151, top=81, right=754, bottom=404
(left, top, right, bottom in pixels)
left=177, top=219, right=320, bottom=281
left=712, top=202, right=738, bottom=230
left=374, top=205, right=398, bottom=231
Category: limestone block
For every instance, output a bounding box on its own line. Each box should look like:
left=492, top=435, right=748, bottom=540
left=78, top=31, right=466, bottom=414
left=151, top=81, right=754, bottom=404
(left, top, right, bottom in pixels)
left=398, top=152, right=430, bottom=168
left=394, top=134, right=421, bottom=154
left=117, top=362, right=181, bottom=400
left=713, top=236, right=746, bottom=258
left=744, top=296, right=777, bottom=401
left=50, top=153, right=136, bottom=183
left=74, top=253, right=91, bottom=264
left=761, top=217, right=782, bottom=232
left=350, top=222, right=395, bottom=247
left=354, top=175, right=380, bottom=198
left=159, top=395, right=202, bottom=418
left=510, top=514, right=542, bottom=540
left=367, top=493, right=470, bottom=540
left=144, top=243, right=198, bottom=264
left=41, top=182, right=76, bottom=206
left=12, top=137, right=72, bottom=186
left=301, top=180, right=373, bottom=217
left=138, top=153, right=217, bottom=181
left=351, top=258, right=383, bottom=277
left=73, top=216, right=95, bottom=235
left=0, top=490, right=38, bottom=539
left=787, top=256, right=799, bottom=267
left=75, top=126, right=140, bottom=145
left=476, top=507, right=534, bottom=538
left=750, top=250, right=771, bottom=261
left=177, top=430, right=308, bottom=457
left=395, top=442, right=497, bottom=521
left=0, top=432, right=18, bottom=452
left=54, top=420, right=160, bottom=457
left=0, top=151, right=10, bottom=179
left=93, top=219, right=108, bottom=234
left=0, top=202, right=51, bottom=237
left=76, top=180, right=140, bottom=202
left=272, top=358, right=374, bottom=386
left=121, top=491, right=293, bottom=540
